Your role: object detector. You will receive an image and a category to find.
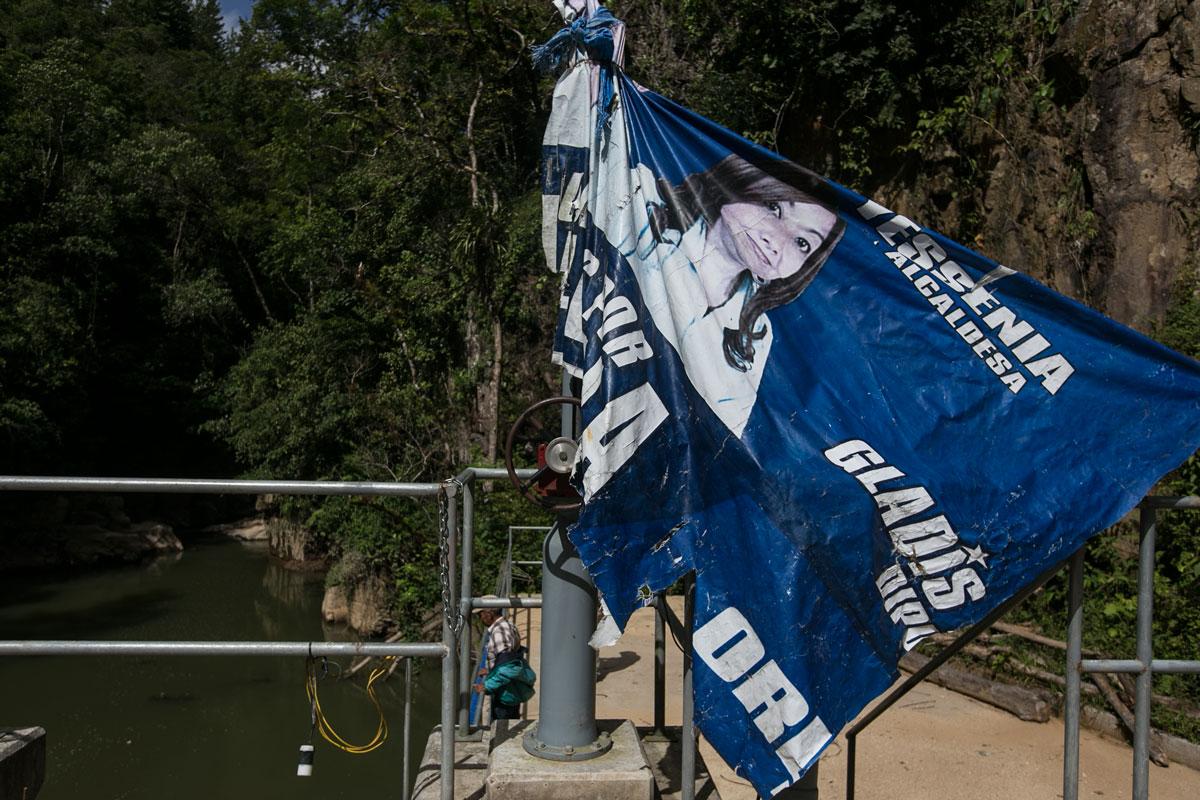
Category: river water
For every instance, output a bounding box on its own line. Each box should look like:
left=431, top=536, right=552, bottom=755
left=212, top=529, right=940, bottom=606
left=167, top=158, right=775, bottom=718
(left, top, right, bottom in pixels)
left=0, top=535, right=439, bottom=799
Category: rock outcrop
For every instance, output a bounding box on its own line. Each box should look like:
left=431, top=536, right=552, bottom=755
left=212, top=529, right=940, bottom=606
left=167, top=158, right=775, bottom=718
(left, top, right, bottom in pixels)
left=266, top=517, right=327, bottom=568
left=0, top=519, right=183, bottom=572
left=878, top=0, right=1200, bottom=334
left=321, top=552, right=396, bottom=636
left=321, top=584, right=350, bottom=624
left=61, top=521, right=183, bottom=564
left=202, top=516, right=269, bottom=541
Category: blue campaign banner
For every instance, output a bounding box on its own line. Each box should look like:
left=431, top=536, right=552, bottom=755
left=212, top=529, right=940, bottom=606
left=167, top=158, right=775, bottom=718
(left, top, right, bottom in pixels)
left=538, top=3, right=1200, bottom=796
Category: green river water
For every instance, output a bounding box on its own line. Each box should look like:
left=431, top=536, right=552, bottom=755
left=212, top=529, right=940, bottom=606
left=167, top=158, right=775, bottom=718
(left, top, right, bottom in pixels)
left=0, top=535, right=440, bottom=799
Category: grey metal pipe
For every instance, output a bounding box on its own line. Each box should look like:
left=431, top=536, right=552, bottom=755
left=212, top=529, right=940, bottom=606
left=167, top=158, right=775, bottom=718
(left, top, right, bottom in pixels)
left=440, top=483, right=459, bottom=800
left=1146, top=660, right=1200, bottom=673
left=846, top=736, right=857, bottom=800
left=681, top=576, right=696, bottom=800
left=1064, top=549, right=1084, bottom=800
left=524, top=374, right=606, bottom=760
left=470, top=596, right=543, bottom=609
left=403, top=658, right=413, bottom=800
left=1141, top=494, right=1200, bottom=509
left=458, top=478, right=475, bottom=736
left=0, top=476, right=439, bottom=496
left=1081, top=658, right=1200, bottom=674
left=654, top=600, right=666, bottom=736
left=527, top=519, right=598, bottom=750
left=0, top=640, right=446, bottom=657
left=1133, top=507, right=1156, bottom=800
left=473, top=467, right=536, bottom=481
left=452, top=467, right=536, bottom=482
left=560, top=370, right=574, bottom=438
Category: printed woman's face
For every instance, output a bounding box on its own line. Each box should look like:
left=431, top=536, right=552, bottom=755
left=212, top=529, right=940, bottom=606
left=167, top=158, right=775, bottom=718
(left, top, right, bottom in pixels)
left=714, top=198, right=838, bottom=284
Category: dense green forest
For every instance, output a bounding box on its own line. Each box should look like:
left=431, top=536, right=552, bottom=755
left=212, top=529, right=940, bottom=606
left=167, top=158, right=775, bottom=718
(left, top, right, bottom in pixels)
left=1, top=0, right=1197, bottom=735
left=2, top=0, right=1105, bottom=481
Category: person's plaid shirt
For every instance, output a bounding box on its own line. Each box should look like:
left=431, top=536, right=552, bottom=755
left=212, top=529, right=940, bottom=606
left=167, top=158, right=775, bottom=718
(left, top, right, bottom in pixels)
left=484, top=615, right=520, bottom=671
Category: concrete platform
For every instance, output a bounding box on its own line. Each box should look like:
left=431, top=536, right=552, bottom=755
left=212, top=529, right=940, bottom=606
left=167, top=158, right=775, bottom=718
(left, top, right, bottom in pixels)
left=638, top=727, right=719, bottom=800
left=0, top=727, right=45, bottom=800
left=412, top=725, right=490, bottom=800
left=412, top=721, right=718, bottom=800
left=487, top=720, right=653, bottom=800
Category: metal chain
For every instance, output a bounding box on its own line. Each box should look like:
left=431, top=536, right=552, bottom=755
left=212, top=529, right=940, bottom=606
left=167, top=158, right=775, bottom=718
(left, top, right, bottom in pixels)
left=438, top=481, right=465, bottom=639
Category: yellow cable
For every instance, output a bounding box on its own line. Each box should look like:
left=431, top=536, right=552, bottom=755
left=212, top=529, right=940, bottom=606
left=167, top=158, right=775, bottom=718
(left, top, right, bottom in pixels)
left=305, top=657, right=393, bottom=754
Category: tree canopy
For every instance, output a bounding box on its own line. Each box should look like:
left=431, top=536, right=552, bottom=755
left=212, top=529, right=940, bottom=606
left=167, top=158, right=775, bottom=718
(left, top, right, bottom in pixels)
left=0, top=0, right=1084, bottom=480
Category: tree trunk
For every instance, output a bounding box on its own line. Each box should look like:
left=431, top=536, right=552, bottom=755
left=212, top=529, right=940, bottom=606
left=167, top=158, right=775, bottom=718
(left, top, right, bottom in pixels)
left=463, top=306, right=481, bottom=465
left=485, top=316, right=503, bottom=464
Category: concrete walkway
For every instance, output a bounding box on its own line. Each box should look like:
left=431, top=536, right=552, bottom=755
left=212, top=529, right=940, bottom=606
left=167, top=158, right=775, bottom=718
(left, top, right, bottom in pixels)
left=500, top=597, right=1200, bottom=799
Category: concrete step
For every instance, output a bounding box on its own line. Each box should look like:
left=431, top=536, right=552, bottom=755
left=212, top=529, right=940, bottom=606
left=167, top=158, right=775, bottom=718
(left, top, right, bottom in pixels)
left=413, top=721, right=719, bottom=800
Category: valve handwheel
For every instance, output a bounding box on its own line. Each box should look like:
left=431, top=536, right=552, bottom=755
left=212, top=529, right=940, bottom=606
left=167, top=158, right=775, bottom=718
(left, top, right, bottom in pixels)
left=504, top=396, right=583, bottom=511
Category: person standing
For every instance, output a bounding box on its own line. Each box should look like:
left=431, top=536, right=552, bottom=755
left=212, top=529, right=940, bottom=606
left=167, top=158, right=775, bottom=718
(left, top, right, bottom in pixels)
left=475, top=601, right=534, bottom=721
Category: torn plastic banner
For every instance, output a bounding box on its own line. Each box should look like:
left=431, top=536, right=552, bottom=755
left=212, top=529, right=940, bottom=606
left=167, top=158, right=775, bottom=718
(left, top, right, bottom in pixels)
left=539, top=3, right=1200, bottom=796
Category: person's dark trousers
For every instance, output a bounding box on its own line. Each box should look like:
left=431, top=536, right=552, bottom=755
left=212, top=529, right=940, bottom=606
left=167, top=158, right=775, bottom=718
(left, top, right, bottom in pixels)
left=491, top=697, right=521, bottom=720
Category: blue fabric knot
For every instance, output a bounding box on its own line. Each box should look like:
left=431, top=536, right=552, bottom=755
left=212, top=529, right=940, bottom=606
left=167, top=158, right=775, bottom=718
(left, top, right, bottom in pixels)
left=531, top=7, right=622, bottom=150
left=530, top=7, right=618, bottom=75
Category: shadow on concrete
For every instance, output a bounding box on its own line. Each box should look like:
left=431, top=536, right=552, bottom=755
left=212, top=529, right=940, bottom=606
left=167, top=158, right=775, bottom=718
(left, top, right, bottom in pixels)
left=597, top=649, right=640, bottom=679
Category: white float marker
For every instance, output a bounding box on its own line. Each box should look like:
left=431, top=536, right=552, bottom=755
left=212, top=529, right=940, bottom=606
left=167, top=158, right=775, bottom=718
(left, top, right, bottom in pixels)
left=296, top=744, right=314, bottom=777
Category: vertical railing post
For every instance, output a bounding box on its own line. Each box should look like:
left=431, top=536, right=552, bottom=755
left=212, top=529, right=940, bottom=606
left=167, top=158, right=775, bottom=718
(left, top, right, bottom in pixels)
left=457, top=473, right=476, bottom=736
left=1132, top=505, right=1156, bottom=800
left=845, top=734, right=857, bottom=800
left=440, top=483, right=459, bottom=800
left=403, top=657, right=413, bottom=800
left=1063, top=548, right=1084, bottom=800
left=653, top=600, right=666, bottom=737
left=681, top=575, right=696, bottom=800
left=775, top=764, right=819, bottom=799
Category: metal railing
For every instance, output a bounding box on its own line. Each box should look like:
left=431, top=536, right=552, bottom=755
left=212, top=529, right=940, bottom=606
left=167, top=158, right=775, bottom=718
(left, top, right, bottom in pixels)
left=845, top=495, right=1200, bottom=800
left=464, top=524, right=551, bottom=726
left=447, top=468, right=543, bottom=738
left=0, top=472, right=534, bottom=800
left=1064, top=496, right=1200, bottom=800
left=651, top=579, right=698, bottom=800
left=15, top=476, right=1189, bottom=799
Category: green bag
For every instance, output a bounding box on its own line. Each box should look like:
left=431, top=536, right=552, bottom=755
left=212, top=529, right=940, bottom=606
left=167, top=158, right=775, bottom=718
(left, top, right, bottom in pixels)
left=484, top=657, right=536, bottom=705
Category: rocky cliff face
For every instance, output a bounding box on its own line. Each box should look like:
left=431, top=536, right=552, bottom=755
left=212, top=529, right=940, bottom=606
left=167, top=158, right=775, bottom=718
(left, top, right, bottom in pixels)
left=882, top=0, right=1200, bottom=333
left=320, top=548, right=396, bottom=636
left=266, top=517, right=328, bottom=568
left=1058, top=0, right=1199, bottom=328
left=321, top=574, right=395, bottom=637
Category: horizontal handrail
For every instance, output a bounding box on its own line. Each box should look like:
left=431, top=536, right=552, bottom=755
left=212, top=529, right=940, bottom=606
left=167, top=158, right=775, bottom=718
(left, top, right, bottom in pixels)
left=1140, top=494, right=1200, bottom=509
left=469, top=596, right=542, bottom=609
left=0, top=640, right=447, bottom=657
left=0, top=476, right=440, bottom=496
left=1081, top=658, right=1200, bottom=674
left=454, top=467, right=537, bottom=483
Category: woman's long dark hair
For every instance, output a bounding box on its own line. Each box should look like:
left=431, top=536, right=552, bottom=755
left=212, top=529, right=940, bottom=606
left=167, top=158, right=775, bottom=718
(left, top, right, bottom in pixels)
left=648, top=155, right=846, bottom=372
